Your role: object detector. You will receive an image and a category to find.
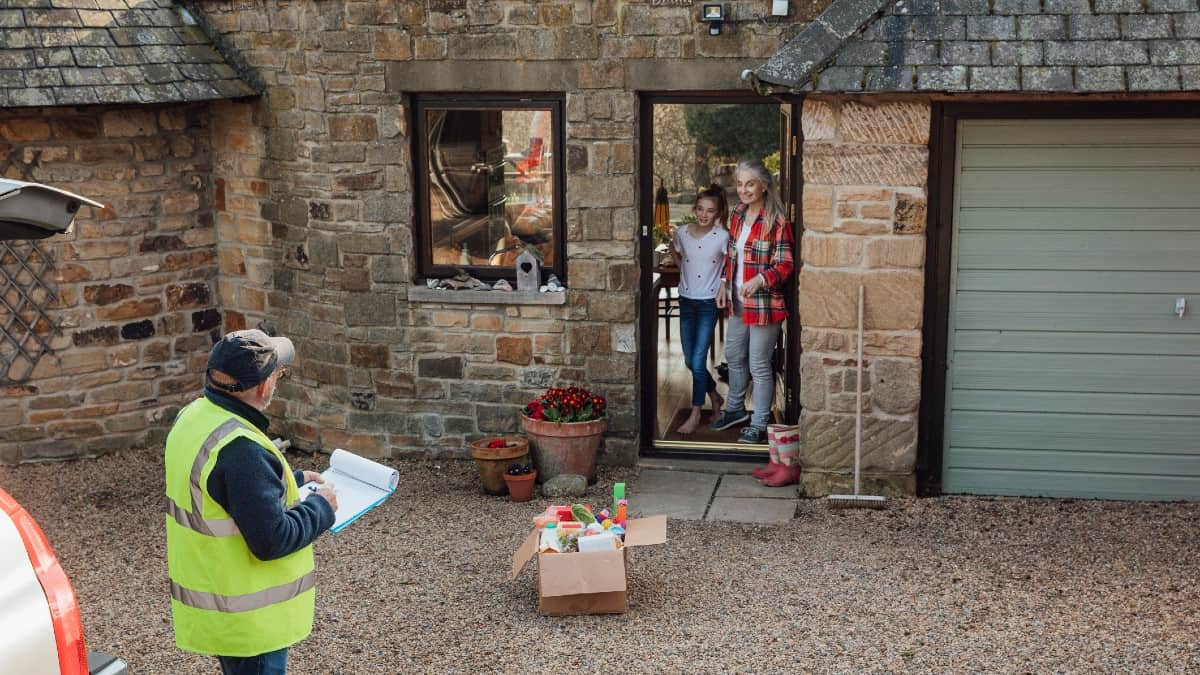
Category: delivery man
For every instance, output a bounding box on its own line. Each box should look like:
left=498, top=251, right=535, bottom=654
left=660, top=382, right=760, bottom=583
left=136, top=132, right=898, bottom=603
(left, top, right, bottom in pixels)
left=164, top=329, right=338, bottom=675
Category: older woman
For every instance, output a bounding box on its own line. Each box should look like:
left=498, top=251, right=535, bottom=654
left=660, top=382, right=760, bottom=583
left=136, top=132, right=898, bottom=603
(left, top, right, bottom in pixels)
left=708, top=160, right=798, bottom=486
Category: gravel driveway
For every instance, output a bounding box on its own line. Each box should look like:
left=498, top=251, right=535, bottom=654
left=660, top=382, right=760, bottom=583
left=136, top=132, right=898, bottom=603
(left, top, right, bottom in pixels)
left=2, top=449, right=1198, bottom=673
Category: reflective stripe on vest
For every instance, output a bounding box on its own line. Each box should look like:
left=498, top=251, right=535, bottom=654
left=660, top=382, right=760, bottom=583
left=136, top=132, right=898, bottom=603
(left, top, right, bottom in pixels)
left=169, top=418, right=246, bottom=536
left=170, top=571, right=316, bottom=613
left=166, top=418, right=296, bottom=537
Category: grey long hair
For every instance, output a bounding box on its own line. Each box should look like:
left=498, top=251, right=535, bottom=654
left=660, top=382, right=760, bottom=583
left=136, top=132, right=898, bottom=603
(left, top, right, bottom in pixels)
left=735, top=159, right=786, bottom=233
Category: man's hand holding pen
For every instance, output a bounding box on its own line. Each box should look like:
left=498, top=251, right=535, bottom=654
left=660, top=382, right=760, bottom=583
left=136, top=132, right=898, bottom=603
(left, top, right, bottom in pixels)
left=301, top=471, right=339, bottom=512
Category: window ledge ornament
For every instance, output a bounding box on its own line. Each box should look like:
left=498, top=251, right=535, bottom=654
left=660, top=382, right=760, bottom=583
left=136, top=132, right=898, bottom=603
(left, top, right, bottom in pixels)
left=407, top=286, right=566, bottom=306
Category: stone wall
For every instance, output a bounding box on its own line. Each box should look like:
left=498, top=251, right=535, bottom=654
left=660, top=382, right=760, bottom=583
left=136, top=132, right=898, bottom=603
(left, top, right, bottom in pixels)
left=798, top=97, right=929, bottom=495
left=0, top=105, right=219, bottom=463
left=195, top=0, right=800, bottom=462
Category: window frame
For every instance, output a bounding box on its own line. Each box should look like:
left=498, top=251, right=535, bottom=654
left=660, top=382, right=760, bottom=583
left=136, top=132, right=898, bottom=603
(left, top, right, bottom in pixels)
left=412, top=93, right=567, bottom=283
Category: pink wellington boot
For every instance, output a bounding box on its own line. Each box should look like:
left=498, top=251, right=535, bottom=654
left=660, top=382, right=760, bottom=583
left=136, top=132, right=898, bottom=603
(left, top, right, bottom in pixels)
left=761, top=462, right=801, bottom=488
left=752, top=461, right=780, bottom=479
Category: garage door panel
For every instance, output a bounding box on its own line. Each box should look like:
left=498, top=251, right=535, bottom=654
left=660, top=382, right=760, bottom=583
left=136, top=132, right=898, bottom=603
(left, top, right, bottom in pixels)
left=957, top=231, right=1200, bottom=272
left=957, top=271, right=1200, bottom=294
left=959, top=169, right=1200, bottom=209
left=953, top=330, right=1200, bottom=356
left=942, top=468, right=1200, bottom=500
left=952, top=352, right=1196, bottom=395
left=948, top=411, right=1199, bottom=454
left=959, top=207, right=1200, bottom=232
left=961, top=145, right=1200, bottom=169
left=961, top=119, right=1200, bottom=146
left=947, top=447, right=1200, bottom=477
left=952, top=389, right=1200, bottom=417
left=946, top=118, right=1200, bottom=500
left=954, top=291, right=1196, bottom=333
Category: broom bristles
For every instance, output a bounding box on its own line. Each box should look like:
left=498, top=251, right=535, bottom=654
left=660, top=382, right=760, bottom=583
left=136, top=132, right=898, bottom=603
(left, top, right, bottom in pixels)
left=827, top=494, right=887, bottom=509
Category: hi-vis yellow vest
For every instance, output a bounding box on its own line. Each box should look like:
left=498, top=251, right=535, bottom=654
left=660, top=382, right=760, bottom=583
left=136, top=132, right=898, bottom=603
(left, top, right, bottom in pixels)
left=164, top=397, right=315, bottom=657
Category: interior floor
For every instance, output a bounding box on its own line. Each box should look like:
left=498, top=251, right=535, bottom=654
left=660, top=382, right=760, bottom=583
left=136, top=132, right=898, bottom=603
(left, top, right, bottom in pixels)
left=655, top=312, right=742, bottom=442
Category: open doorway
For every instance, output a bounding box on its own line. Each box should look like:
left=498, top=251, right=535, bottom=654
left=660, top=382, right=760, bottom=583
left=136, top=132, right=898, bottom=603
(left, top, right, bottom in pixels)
left=638, top=93, right=802, bottom=458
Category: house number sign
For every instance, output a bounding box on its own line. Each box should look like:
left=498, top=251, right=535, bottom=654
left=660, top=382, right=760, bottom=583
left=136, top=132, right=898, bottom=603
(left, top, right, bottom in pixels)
left=429, top=0, right=466, bottom=10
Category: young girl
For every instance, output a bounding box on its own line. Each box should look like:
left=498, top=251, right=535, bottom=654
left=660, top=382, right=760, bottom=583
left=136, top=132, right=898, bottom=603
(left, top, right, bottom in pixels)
left=709, top=160, right=797, bottom=486
left=671, top=185, right=730, bottom=435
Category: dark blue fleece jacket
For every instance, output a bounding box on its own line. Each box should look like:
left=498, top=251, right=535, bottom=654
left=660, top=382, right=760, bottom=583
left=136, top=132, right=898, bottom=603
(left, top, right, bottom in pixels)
left=204, top=387, right=335, bottom=561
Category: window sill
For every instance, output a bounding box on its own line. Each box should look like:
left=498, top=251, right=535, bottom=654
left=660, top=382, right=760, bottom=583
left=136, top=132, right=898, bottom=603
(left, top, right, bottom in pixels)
left=407, top=287, right=567, bottom=305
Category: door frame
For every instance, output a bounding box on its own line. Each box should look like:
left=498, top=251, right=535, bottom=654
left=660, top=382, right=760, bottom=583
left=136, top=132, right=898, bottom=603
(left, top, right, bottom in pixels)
left=917, top=100, right=1200, bottom=496
left=637, top=91, right=804, bottom=460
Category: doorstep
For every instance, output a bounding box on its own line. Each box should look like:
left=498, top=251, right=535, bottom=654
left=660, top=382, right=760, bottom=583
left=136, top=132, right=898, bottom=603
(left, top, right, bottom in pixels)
left=632, top=461, right=798, bottom=524
left=636, top=457, right=757, bottom=475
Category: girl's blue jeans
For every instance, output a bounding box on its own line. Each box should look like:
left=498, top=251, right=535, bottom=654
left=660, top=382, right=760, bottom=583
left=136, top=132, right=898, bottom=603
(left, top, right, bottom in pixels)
left=678, top=297, right=719, bottom=407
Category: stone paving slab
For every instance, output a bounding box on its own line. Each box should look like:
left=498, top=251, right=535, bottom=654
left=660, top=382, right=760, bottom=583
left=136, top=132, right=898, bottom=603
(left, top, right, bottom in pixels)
left=630, top=469, right=717, bottom=521
left=705, top=497, right=797, bottom=524
left=634, top=469, right=719, bottom=495
left=715, top=474, right=799, bottom=499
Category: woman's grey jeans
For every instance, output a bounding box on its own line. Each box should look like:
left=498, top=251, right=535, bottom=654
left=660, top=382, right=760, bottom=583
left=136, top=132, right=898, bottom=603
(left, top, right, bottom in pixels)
left=723, top=296, right=782, bottom=430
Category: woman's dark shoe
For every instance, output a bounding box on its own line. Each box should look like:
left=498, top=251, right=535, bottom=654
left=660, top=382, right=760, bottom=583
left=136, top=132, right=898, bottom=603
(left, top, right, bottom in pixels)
left=708, top=409, right=750, bottom=431
left=737, top=426, right=766, bottom=444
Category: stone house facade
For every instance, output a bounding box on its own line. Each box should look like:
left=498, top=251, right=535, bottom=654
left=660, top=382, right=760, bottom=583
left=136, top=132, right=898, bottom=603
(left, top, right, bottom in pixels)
left=0, top=0, right=812, bottom=468
left=2, top=0, right=1197, bottom=499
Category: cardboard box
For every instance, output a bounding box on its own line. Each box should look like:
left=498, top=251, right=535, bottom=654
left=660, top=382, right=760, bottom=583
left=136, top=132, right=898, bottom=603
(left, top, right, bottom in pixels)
left=510, top=515, right=667, bottom=615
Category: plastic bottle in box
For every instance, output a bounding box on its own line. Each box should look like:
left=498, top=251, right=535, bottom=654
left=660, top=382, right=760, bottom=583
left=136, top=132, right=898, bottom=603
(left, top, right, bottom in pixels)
left=539, top=522, right=562, bottom=553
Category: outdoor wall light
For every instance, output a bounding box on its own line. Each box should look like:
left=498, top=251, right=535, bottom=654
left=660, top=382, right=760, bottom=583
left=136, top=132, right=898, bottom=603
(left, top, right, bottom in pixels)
left=700, top=3, right=725, bottom=35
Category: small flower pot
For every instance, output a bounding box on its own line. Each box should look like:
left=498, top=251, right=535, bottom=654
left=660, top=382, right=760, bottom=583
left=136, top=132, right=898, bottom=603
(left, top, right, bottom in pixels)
left=503, top=470, right=537, bottom=503
left=469, top=437, right=530, bottom=496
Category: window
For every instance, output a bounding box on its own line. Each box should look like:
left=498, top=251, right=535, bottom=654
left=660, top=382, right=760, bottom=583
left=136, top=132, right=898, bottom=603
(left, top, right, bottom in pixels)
left=413, top=95, right=565, bottom=282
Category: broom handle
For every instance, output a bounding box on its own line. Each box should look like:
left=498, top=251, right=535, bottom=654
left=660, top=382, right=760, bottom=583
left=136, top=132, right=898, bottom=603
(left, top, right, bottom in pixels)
left=855, top=284, right=863, bottom=497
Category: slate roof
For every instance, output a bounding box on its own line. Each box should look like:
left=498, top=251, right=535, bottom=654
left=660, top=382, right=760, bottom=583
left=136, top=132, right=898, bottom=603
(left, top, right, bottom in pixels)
left=752, top=0, right=1200, bottom=93
left=0, top=0, right=258, bottom=108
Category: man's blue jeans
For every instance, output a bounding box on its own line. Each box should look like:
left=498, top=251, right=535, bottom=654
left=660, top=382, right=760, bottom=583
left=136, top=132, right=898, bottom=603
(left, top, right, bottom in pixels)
left=678, top=296, right=719, bottom=407
left=218, top=647, right=288, bottom=675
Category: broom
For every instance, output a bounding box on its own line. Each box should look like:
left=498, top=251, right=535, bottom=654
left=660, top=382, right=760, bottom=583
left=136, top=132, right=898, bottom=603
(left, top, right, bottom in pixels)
left=828, top=284, right=887, bottom=510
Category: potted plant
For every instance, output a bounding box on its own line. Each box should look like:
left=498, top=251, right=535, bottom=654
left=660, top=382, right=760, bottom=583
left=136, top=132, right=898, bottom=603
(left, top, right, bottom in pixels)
left=520, top=386, right=607, bottom=484
left=502, top=463, right=537, bottom=502
left=468, top=436, right=530, bottom=496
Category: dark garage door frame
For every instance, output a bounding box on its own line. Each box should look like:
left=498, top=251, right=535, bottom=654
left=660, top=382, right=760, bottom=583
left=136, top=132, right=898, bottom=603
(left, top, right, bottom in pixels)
left=917, top=100, right=1200, bottom=497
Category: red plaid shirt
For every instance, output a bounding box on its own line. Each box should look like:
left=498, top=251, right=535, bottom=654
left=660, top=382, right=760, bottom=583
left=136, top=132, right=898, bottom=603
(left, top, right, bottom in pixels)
left=722, top=203, right=794, bottom=326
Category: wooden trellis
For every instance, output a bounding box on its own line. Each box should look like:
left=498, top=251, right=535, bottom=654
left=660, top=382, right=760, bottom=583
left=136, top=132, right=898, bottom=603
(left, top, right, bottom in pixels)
left=0, top=240, right=60, bottom=383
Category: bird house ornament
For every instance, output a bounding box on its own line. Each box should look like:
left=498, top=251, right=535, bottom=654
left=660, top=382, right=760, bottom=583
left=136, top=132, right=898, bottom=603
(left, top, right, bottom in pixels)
left=515, top=249, right=540, bottom=292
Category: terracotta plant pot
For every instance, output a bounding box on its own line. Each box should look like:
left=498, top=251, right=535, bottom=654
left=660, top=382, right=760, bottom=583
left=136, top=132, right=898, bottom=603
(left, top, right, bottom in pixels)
left=503, top=470, right=537, bottom=503
left=519, top=415, right=606, bottom=484
left=468, top=437, right=530, bottom=496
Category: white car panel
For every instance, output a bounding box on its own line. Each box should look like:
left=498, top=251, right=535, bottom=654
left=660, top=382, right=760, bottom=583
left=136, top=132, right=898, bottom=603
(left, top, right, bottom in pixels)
left=0, top=511, right=61, bottom=675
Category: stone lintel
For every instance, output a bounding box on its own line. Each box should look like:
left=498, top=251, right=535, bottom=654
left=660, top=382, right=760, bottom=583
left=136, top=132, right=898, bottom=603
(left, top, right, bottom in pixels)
left=386, top=60, right=578, bottom=92
left=386, top=58, right=769, bottom=94
left=624, top=58, right=766, bottom=91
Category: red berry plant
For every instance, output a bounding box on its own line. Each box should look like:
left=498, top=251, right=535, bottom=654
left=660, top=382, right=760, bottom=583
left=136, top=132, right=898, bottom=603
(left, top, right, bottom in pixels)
left=524, top=385, right=607, bottom=423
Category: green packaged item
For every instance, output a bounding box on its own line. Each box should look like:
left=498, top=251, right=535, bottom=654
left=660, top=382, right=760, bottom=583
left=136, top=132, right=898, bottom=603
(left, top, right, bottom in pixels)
left=612, top=482, right=625, bottom=515
left=571, top=503, right=597, bottom=525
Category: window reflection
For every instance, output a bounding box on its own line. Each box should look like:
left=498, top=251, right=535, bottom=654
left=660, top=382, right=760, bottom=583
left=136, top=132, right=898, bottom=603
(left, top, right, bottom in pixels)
left=425, top=107, right=556, bottom=271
